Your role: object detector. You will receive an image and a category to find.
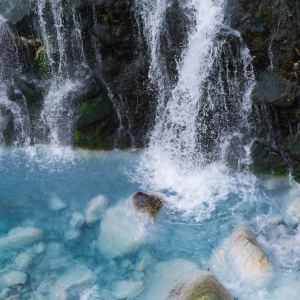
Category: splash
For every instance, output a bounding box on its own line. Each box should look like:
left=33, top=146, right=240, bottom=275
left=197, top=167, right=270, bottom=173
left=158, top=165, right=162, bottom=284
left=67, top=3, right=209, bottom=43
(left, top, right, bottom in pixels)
left=136, top=0, right=256, bottom=220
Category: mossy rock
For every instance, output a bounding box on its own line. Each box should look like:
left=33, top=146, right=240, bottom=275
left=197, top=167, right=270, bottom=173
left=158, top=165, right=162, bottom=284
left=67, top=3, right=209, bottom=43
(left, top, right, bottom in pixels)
left=78, top=97, right=114, bottom=127
left=184, top=274, right=234, bottom=300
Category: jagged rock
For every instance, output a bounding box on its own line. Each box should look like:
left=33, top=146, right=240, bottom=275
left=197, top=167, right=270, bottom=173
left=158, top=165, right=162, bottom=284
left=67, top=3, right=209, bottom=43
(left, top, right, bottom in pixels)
left=70, top=212, right=85, bottom=229
left=113, top=280, right=144, bottom=299
left=85, top=195, right=107, bottom=224
left=50, top=264, right=97, bottom=300
left=129, top=192, right=164, bottom=221
left=0, top=227, right=43, bottom=251
left=98, top=192, right=163, bottom=258
left=145, top=259, right=233, bottom=300
left=211, top=227, right=273, bottom=286
left=252, top=70, right=300, bottom=108
left=0, top=271, right=27, bottom=287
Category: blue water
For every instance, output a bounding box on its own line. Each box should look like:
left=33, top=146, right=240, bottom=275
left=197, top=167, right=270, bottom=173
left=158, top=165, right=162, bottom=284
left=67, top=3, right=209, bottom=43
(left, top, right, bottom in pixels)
left=0, top=146, right=300, bottom=299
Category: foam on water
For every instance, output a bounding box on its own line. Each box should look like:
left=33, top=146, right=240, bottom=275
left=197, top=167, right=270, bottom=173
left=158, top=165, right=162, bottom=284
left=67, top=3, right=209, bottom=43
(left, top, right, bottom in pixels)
left=0, top=148, right=299, bottom=299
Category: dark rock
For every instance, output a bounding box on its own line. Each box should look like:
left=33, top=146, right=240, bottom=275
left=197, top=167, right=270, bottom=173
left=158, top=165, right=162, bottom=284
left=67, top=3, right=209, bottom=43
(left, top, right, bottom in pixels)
left=132, top=192, right=164, bottom=220
left=252, top=70, right=300, bottom=108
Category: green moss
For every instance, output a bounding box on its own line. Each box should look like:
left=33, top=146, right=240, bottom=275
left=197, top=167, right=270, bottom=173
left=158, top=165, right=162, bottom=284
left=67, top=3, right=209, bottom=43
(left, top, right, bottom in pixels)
left=260, top=7, right=268, bottom=18
left=118, top=136, right=130, bottom=150
left=75, top=130, right=85, bottom=144
left=79, top=97, right=113, bottom=127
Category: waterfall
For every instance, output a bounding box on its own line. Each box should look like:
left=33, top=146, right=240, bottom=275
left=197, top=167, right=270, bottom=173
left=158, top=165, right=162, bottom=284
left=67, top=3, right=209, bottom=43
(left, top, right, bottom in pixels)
left=136, top=0, right=256, bottom=220
left=0, top=16, right=30, bottom=146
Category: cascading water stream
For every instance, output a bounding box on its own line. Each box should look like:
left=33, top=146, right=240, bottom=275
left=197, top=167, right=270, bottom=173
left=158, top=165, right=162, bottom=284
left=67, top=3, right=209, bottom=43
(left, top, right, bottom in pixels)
left=137, top=0, right=256, bottom=220
left=0, top=16, right=30, bottom=146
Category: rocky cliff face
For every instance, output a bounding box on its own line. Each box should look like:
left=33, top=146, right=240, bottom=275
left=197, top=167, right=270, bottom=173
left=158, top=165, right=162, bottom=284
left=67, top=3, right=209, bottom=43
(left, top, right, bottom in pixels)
left=1, top=0, right=156, bottom=149
left=228, top=0, right=300, bottom=180
left=4, top=0, right=300, bottom=178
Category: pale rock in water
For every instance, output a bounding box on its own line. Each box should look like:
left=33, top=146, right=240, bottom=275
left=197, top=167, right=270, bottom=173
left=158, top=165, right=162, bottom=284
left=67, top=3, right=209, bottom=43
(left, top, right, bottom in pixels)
left=211, top=227, right=273, bottom=287
left=145, top=259, right=233, bottom=300
left=113, top=280, right=144, bottom=299
left=14, top=252, right=32, bottom=269
left=32, top=242, right=46, bottom=255
left=70, top=212, right=85, bottom=229
left=46, top=242, right=64, bottom=258
left=50, top=264, right=97, bottom=300
left=0, top=271, right=27, bottom=287
left=49, top=196, right=67, bottom=211
left=85, top=195, right=107, bottom=224
left=64, top=228, right=81, bottom=240
left=0, top=227, right=43, bottom=251
left=286, top=199, right=300, bottom=225
left=98, top=192, right=164, bottom=258
left=0, top=287, right=10, bottom=299
left=135, top=249, right=153, bottom=272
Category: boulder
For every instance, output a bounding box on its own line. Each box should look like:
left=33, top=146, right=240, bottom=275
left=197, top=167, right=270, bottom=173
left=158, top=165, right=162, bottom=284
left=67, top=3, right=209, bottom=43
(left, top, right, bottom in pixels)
left=211, top=227, right=273, bottom=286
left=0, top=227, right=43, bottom=251
left=113, top=281, right=144, bottom=299
left=0, top=271, right=27, bottom=287
left=145, top=259, right=233, bottom=300
left=98, top=193, right=163, bottom=258
left=85, top=195, right=107, bottom=224
left=50, top=264, right=97, bottom=300
left=70, top=212, right=85, bottom=229
left=252, top=70, right=299, bottom=108
left=98, top=204, right=147, bottom=258
left=128, top=192, right=164, bottom=222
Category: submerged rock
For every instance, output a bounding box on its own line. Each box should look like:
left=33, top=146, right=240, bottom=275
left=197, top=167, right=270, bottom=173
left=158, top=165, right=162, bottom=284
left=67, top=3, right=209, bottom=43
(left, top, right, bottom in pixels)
left=0, top=227, right=43, bottom=251
left=0, top=288, right=10, bottom=299
left=70, top=212, right=85, bottom=229
left=0, top=271, right=27, bottom=287
left=211, top=227, right=273, bottom=286
left=64, top=228, right=81, bottom=241
left=113, top=280, right=144, bottom=299
left=46, top=242, right=64, bottom=258
left=145, top=259, right=233, bottom=300
left=85, top=195, right=107, bottom=224
left=50, top=264, right=97, bottom=300
left=15, top=252, right=32, bottom=269
left=98, top=192, right=164, bottom=258
left=49, top=196, right=67, bottom=211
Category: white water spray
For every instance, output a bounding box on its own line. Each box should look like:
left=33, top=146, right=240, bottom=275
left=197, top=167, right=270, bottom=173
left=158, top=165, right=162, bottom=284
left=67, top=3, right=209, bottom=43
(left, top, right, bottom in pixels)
left=137, top=0, right=256, bottom=220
